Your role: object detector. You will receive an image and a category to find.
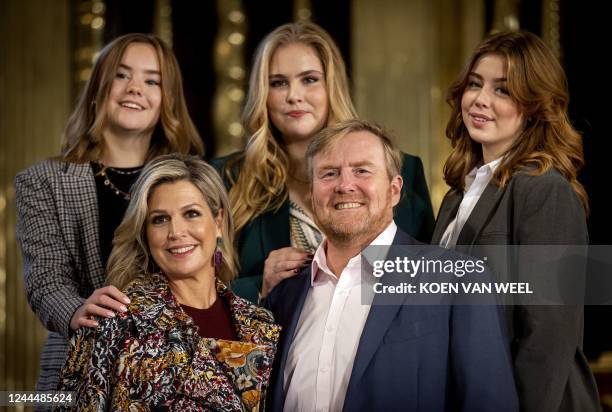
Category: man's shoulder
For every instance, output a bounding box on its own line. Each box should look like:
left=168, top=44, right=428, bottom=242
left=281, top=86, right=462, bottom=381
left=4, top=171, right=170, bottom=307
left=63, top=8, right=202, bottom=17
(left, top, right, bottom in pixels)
left=266, top=267, right=310, bottom=311
left=392, top=227, right=423, bottom=245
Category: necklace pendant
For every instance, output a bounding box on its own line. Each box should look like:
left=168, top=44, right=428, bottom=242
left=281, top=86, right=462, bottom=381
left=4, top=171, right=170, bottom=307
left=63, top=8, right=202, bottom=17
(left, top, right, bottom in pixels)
left=104, top=179, right=110, bottom=186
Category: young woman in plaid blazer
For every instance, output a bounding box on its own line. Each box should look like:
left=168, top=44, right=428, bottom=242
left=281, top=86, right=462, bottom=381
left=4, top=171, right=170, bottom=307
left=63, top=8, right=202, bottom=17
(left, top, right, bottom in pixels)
left=15, top=33, right=203, bottom=391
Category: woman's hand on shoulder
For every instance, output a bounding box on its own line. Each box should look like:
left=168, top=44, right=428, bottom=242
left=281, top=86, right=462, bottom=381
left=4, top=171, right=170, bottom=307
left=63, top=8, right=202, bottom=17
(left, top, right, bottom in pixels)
left=262, top=247, right=312, bottom=298
left=69, top=285, right=131, bottom=330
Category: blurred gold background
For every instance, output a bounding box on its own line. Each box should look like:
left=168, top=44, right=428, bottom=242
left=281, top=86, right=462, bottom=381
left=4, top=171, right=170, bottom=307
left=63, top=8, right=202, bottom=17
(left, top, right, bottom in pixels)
left=2, top=1, right=609, bottom=407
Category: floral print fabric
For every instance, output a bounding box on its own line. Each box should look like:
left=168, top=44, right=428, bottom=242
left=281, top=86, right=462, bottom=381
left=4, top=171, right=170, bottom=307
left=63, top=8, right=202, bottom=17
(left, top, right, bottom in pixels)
left=57, top=273, right=280, bottom=411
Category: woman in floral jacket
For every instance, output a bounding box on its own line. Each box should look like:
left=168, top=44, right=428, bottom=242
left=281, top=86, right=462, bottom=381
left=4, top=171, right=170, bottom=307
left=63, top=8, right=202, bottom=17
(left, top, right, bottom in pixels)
left=58, top=154, right=280, bottom=411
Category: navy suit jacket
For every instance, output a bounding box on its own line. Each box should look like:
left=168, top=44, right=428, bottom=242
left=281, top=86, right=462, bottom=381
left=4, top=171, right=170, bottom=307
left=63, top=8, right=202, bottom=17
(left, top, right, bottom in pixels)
left=265, top=229, right=519, bottom=412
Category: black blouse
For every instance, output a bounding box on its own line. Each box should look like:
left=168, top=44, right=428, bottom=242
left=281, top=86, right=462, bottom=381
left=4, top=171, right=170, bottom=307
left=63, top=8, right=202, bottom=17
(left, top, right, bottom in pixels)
left=91, top=162, right=142, bottom=267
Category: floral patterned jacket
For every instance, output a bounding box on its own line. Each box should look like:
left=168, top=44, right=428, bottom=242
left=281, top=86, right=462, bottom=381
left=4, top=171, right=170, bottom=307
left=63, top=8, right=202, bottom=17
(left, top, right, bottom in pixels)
left=57, top=273, right=281, bottom=411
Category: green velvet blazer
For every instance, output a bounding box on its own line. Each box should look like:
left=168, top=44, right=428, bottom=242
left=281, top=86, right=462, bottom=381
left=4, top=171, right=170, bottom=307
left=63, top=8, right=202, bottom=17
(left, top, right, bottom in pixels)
left=211, top=151, right=434, bottom=302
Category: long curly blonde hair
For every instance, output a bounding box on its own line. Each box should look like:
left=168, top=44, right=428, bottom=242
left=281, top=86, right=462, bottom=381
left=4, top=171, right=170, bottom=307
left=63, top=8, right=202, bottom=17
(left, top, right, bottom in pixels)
left=444, top=30, right=588, bottom=213
left=226, top=22, right=358, bottom=233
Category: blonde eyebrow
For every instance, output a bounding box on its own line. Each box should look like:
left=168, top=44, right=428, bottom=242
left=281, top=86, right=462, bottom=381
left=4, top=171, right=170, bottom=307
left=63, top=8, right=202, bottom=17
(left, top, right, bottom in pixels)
left=269, top=69, right=323, bottom=78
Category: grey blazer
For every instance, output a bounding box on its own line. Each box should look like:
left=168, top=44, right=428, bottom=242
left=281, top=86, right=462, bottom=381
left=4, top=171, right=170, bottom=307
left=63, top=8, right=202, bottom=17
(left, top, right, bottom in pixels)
left=15, top=160, right=105, bottom=391
left=432, top=169, right=600, bottom=412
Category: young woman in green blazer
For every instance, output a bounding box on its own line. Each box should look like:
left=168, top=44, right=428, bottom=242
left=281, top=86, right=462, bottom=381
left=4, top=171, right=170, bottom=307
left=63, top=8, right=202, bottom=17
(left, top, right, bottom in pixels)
left=212, top=22, right=434, bottom=303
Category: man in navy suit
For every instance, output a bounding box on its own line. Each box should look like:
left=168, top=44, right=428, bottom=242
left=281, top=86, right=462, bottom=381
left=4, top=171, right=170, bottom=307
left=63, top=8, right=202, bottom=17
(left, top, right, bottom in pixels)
left=264, top=119, right=518, bottom=411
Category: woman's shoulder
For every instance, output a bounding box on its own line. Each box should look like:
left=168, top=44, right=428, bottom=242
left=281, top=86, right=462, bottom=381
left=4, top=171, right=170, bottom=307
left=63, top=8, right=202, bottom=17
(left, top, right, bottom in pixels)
left=210, top=151, right=244, bottom=188
left=16, top=158, right=90, bottom=182
left=401, top=151, right=421, bottom=163
left=123, top=273, right=167, bottom=302
left=509, top=167, right=584, bottom=212
left=400, top=151, right=423, bottom=170
left=399, top=151, right=426, bottom=183
left=210, top=151, right=244, bottom=171
left=511, top=167, right=571, bottom=192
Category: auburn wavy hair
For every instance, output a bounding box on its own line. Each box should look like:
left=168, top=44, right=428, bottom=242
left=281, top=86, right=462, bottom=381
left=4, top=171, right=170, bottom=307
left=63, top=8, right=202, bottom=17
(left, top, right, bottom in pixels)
left=444, top=30, right=588, bottom=212
left=61, top=33, right=203, bottom=162
left=225, top=22, right=358, bottom=233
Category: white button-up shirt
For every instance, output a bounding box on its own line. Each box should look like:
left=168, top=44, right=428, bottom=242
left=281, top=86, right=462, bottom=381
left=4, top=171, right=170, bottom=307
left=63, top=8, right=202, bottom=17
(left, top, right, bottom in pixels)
left=440, top=157, right=502, bottom=248
left=283, top=221, right=398, bottom=412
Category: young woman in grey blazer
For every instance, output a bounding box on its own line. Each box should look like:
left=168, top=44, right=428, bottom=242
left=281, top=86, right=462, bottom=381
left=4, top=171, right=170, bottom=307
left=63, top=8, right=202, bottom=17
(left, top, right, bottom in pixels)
left=431, top=31, right=599, bottom=411
left=15, top=33, right=203, bottom=391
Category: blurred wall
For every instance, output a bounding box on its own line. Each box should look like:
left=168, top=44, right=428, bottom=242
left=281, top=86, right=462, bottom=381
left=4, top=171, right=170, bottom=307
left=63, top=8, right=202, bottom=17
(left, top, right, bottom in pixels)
left=0, top=0, right=71, bottom=390
left=352, top=0, right=484, bottom=213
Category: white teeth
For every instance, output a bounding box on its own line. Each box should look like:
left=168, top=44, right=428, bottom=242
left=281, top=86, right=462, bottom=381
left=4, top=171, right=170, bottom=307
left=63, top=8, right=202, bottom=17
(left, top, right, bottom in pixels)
left=336, top=202, right=362, bottom=210
left=169, top=246, right=195, bottom=254
left=471, top=115, right=490, bottom=122
left=121, top=102, right=144, bottom=110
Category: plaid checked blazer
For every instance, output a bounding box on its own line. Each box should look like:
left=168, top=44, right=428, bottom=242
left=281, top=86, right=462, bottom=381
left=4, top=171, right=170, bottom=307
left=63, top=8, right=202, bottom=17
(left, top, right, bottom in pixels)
left=15, top=159, right=106, bottom=391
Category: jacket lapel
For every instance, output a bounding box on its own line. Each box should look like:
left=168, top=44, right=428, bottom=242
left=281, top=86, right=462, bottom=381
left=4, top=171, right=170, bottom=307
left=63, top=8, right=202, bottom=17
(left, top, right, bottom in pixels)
left=456, top=182, right=505, bottom=246
left=59, top=162, right=105, bottom=288
left=129, top=274, right=277, bottom=411
left=346, top=230, right=416, bottom=394
left=431, top=189, right=462, bottom=245
left=223, top=280, right=281, bottom=348
left=271, top=270, right=311, bottom=409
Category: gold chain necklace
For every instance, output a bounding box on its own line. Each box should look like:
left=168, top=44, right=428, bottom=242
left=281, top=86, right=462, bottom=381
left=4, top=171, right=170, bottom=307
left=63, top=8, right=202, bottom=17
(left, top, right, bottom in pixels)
left=94, top=162, right=142, bottom=200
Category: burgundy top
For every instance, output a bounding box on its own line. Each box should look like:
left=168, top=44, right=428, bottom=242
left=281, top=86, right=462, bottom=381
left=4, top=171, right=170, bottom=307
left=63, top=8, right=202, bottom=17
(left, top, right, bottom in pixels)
left=181, top=296, right=238, bottom=340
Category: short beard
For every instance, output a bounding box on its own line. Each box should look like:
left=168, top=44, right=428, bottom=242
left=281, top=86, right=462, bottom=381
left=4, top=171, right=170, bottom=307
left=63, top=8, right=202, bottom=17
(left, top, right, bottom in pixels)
left=323, top=216, right=372, bottom=244
left=316, top=211, right=392, bottom=250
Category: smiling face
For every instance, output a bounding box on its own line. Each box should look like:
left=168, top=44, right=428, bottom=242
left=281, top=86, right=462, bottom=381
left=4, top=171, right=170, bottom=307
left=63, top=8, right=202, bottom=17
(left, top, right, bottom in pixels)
left=266, top=42, right=329, bottom=143
left=461, top=53, right=524, bottom=163
left=105, top=42, right=162, bottom=139
left=311, top=130, right=402, bottom=246
left=146, top=180, right=222, bottom=282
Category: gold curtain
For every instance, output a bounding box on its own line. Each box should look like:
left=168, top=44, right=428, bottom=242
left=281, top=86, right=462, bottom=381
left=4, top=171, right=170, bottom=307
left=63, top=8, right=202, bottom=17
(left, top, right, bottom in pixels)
left=352, top=0, right=484, bottom=213
left=0, top=0, right=71, bottom=392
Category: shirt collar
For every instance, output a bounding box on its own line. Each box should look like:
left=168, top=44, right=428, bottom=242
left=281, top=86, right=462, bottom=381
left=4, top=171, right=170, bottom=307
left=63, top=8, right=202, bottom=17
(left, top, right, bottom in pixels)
left=464, top=156, right=503, bottom=192
left=311, top=221, right=398, bottom=286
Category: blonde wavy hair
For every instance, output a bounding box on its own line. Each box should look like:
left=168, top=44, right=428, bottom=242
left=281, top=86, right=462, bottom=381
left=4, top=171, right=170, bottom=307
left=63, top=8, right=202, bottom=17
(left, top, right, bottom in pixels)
left=225, top=22, right=358, bottom=232
left=444, top=30, right=588, bottom=212
left=62, top=33, right=204, bottom=162
left=107, top=154, right=237, bottom=290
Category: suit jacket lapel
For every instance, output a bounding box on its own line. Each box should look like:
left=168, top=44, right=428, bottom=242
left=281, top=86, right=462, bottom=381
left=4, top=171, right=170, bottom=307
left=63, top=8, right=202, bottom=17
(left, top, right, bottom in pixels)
left=346, top=230, right=416, bottom=394
left=431, top=189, right=462, bottom=245
left=260, top=199, right=291, bottom=256
left=59, top=162, right=105, bottom=288
left=272, top=270, right=311, bottom=408
left=456, top=182, right=505, bottom=246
